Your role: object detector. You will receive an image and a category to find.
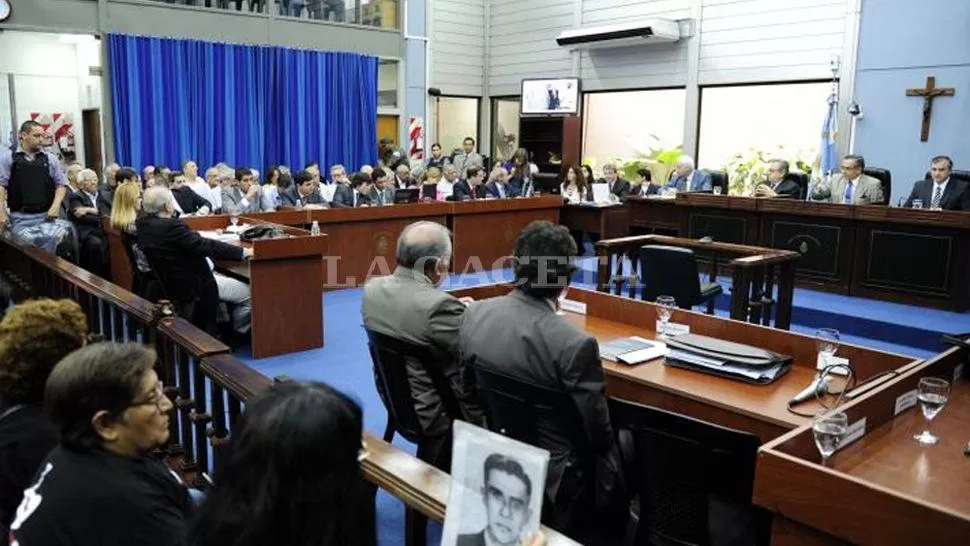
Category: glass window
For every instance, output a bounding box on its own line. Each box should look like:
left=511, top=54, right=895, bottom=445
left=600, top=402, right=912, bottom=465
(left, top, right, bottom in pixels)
left=491, top=98, right=520, bottom=164
left=697, top=82, right=831, bottom=173
left=436, top=96, right=479, bottom=159
left=378, top=60, right=398, bottom=109
left=582, top=89, right=686, bottom=180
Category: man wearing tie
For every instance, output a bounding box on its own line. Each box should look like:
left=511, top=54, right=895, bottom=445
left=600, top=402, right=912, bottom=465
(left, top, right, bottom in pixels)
left=630, top=168, right=658, bottom=196
left=811, top=155, right=884, bottom=205
left=904, top=155, right=970, bottom=210
left=597, top=162, right=631, bottom=201
left=667, top=155, right=712, bottom=192
left=371, top=167, right=395, bottom=206
left=485, top=167, right=517, bottom=199
left=453, top=166, right=488, bottom=201
left=755, top=159, right=802, bottom=198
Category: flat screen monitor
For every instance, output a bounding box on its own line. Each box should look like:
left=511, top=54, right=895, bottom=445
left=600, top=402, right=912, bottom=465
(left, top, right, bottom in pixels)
left=534, top=172, right=561, bottom=195
left=394, top=188, right=420, bottom=204
left=520, top=78, right=580, bottom=116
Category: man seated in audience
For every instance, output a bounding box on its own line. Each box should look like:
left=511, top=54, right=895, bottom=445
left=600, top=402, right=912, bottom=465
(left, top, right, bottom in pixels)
left=811, top=154, right=884, bottom=205
left=115, top=166, right=139, bottom=188
left=170, top=171, right=212, bottom=216
left=668, top=155, right=712, bottom=192
left=67, top=169, right=108, bottom=276
left=96, top=164, right=119, bottom=216
left=0, top=299, right=88, bottom=535
left=630, top=168, right=659, bottom=196
left=379, top=136, right=408, bottom=170
left=333, top=172, right=375, bottom=208
left=8, top=343, right=193, bottom=546
left=362, top=221, right=484, bottom=469
left=142, top=165, right=156, bottom=186
left=158, top=165, right=172, bottom=180
left=279, top=170, right=327, bottom=209
left=394, top=163, right=413, bottom=189
left=65, top=163, right=82, bottom=194
left=371, top=167, right=395, bottom=206
left=597, top=162, right=630, bottom=202
left=222, top=167, right=265, bottom=214
left=453, top=165, right=488, bottom=201
left=360, top=164, right=374, bottom=177
left=322, top=164, right=348, bottom=203
left=485, top=167, right=517, bottom=199
left=755, top=159, right=802, bottom=198
left=151, top=173, right=181, bottom=217
left=136, top=187, right=252, bottom=336
left=0, top=120, right=74, bottom=254
left=459, top=221, right=621, bottom=541
left=452, top=136, right=484, bottom=179
left=421, top=166, right=444, bottom=201
left=442, top=163, right=460, bottom=190
left=184, top=160, right=217, bottom=206
left=904, top=155, right=970, bottom=210
left=204, top=167, right=222, bottom=212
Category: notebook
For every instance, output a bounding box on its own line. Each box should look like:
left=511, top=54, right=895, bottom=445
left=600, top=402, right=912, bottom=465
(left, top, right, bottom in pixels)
left=599, top=336, right=668, bottom=365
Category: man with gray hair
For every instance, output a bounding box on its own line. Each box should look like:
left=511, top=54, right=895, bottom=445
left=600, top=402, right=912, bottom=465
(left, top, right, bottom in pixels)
left=361, top=221, right=483, bottom=470
left=598, top=162, right=631, bottom=202
left=667, top=155, right=712, bottom=192
left=756, top=159, right=801, bottom=198
left=136, top=186, right=252, bottom=337
left=66, top=168, right=108, bottom=275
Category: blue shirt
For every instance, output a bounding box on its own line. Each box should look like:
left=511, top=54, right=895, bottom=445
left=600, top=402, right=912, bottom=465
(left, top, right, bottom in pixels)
left=0, top=147, right=68, bottom=188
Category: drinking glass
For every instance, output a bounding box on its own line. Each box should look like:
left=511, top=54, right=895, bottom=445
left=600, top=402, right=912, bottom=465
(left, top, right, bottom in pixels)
left=713, top=186, right=722, bottom=195
left=555, top=287, right=570, bottom=316
left=914, top=377, right=950, bottom=445
left=656, top=295, right=676, bottom=338
left=912, top=199, right=923, bottom=209
left=813, top=411, right=848, bottom=465
left=230, top=214, right=239, bottom=228
left=815, top=328, right=840, bottom=368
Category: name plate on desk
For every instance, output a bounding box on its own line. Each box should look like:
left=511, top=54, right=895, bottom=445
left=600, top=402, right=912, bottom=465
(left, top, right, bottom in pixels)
left=837, top=417, right=867, bottom=451
left=656, top=321, right=690, bottom=337
left=559, top=299, right=587, bottom=315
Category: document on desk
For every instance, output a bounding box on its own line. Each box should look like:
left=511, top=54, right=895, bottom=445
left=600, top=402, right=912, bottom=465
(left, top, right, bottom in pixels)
left=600, top=336, right=668, bottom=365
left=666, top=349, right=787, bottom=382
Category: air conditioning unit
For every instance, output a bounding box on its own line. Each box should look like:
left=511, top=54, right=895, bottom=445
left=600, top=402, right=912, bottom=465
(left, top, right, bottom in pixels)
left=556, top=19, right=681, bottom=50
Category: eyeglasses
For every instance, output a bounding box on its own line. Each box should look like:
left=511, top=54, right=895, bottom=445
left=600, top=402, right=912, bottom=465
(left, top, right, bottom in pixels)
left=127, top=380, right=167, bottom=412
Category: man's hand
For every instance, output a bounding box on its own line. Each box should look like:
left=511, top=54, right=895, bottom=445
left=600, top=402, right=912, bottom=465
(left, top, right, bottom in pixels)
left=521, top=531, right=546, bottom=546
left=45, top=206, right=60, bottom=221
left=458, top=296, right=475, bottom=305
left=242, top=248, right=254, bottom=260
left=755, top=184, right=776, bottom=197
left=197, top=206, right=210, bottom=216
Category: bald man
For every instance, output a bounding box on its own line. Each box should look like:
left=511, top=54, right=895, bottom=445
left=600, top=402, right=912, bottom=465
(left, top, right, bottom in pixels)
left=361, top=221, right=483, bottom=470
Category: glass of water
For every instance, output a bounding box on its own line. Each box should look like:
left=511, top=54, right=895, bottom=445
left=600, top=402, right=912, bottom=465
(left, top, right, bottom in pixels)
left=230, top=214, right=240, bottom=228
left=656, top=295, right=676, bottom=338
left=914, top=377, right=950, bottom=445
left=815, top=328, right=840, bottom=368
left=713, top=186, right=722, bottom=195
left=813, top=411, right=848, bottom=465
left=912, top=199, right=923, bottom=209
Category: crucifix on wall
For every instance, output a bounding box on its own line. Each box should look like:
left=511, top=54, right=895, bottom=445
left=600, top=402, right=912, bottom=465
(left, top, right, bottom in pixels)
left=905, top=76, right=955, bottom=142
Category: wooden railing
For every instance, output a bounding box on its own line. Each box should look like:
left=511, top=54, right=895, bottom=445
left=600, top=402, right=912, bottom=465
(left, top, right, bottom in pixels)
left=595, top=234, right=800, bottom=329
left=0, top=232, right=579, bottom=545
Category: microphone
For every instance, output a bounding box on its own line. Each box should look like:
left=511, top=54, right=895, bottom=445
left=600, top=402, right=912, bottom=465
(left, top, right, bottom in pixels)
left=790, top=374, right=832, bottom=405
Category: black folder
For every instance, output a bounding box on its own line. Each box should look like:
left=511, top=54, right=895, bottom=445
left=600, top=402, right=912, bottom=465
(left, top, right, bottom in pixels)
left=664, top=333, right=792, bottom=385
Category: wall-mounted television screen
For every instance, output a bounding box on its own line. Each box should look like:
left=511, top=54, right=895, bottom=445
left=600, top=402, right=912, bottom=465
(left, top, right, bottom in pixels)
left=520, top=78, right=580, bottom=116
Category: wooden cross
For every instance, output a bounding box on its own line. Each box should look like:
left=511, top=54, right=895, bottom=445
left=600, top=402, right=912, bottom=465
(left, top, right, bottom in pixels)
left=905, top=76, right=955, bottom=142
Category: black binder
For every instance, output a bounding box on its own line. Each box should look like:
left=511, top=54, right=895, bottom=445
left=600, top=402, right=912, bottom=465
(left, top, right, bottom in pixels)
left=664, top=333, right=793, bottom=385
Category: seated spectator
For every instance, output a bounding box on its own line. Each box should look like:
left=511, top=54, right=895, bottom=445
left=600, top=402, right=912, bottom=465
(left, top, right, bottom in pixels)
left=561, top=165, right=592, bottom=204
left=362, top=221, right=484, bottom=470
left=506, top=148, right=537, bottom=197
left=630, top=168, right=659, bottom=196
left=485, top=167, right=517, bottom=199
left=458, top=221, right=624, bottom=542
left=756, top=159, right=801, bottom=199
left=334, top=172, right=375, bottom=208
left=441, top=164, right=459, bottom=195
left=184, top=160, right=217, bottom=207
left=260, top=165, right=282, bottom=211
left=0, top=299, right=87, bottom=536
left=186, top=381, right=376, bottom=546
left=394, top=163, right=413, bottom=190
left=110, top=180, right=153, bottom=280
left=279, top=170, right=328, bottom=209
left=222, top=167, right=264, bottom=215
left=136, top=187, right=253, bottom=336
left=115, top=167, right=139, bottom=188
left=423, top=166, right=445, bottom=201
left=102, top=163, right=120, bottom=193
left=371, top=167, right=395, bottom=206
left=360, top=164, right=374, bottom=177
left=9, top=343, right=193, bottom=546
left=204, top=167, right=222, bottom=212
left=170, top=171, right=212, bottom=216
left=426, top=143, right=449, bottom=171
left=597, top=162, right=631, bottom=202
left=323, top=164, right=349, bottom=204
left=142, top=165, right=156, bottom=186
left=452, top=166, right=488, bottom=201
left=66, top=169, right=108, bottom=276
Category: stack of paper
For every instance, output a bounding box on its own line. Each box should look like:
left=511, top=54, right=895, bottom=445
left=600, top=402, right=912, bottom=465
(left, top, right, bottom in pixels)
left=600, top=336, right=668, bottom=365
left=666, top=348, right=787, bottom=382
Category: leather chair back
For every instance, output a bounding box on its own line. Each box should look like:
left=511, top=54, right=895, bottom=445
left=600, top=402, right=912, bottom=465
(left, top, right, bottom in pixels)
left=784, top=171, right=809, bottom=200
left=863, top=167, right=892, bottom=204
left=640, top=245, right=703, bottom=308
left=701, top=170, right=728, bottom=194
left=924, top=169, right=970, bottom=184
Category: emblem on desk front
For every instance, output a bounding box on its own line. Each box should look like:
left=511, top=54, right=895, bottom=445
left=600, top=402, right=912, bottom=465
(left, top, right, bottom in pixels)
left=374, top=232, right=392, bottom=254
left=799, top=241, right=808, bottom=254
left=787, top=234, right=822, bottom=255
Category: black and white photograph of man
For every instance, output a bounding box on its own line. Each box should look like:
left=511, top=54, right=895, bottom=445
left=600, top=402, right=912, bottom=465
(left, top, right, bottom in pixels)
left=457, top=453, right=534, bottom=546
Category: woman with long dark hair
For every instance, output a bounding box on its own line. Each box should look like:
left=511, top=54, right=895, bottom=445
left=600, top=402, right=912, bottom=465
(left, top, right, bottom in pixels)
left=186, top=381, right=376, bottom=546
left=561, top=164, right=591, bottom=204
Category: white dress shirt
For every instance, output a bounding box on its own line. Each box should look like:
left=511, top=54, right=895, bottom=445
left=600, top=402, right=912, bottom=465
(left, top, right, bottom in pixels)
left=931, top=178, right=950, bottom=207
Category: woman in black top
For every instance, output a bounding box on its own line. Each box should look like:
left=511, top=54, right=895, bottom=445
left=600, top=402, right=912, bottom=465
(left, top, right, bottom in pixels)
left=9, top=342, right=192, bottom=546
left=187, top=381, right=376, bottom=546
left=426, top=142, right=449, bottom=171
left=0, top=299, right=87, bottom=535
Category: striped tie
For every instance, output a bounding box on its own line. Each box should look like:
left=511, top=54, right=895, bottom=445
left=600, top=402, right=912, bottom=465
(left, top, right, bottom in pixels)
left=931, top=185, right=943, bottom=209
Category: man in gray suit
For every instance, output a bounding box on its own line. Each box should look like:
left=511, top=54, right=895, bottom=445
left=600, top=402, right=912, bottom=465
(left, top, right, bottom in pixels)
left=811, top=154, right=884, bottom=205
left=459, top=220, right=622, bottom=542
left=667, top=155, right=712, bottom=192
left=361, top=221, right=483, bottom=469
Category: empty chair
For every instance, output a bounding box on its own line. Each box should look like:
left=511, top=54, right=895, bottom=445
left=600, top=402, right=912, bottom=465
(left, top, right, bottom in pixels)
left=783, top=171, right=809, bottom=200
left=863, top=167, right=892, bottom=204
left=609, top=398, right=769, bottom=546
left=639, top=245, right=722, bottom=314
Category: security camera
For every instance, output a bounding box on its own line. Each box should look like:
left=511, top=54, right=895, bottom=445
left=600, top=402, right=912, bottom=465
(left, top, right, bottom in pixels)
left=847, top=102, right=863, bottom=119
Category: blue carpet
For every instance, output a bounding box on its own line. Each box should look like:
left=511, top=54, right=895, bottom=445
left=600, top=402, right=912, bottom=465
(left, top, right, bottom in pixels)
left=236, top=262, right=970, bottom=544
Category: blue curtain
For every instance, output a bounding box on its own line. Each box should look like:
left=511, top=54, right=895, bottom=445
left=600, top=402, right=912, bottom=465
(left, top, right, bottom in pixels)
left=109, top=34, right=377, bottom=173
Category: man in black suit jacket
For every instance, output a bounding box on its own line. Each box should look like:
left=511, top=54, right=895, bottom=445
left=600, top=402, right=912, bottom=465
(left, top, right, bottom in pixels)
left=485, top=167, right=518, bottom=199
left=755, top=159, right=801, bottom=198
left=169, top=171, right=212, bottom=215
left=136, top=186, right=252, bottom=336
left=333, top=172, right=376, bottom=208
left=67, top=168, right=108, bottom=276
left=904, top=155, right=970, bottom=210
left=630, top=168, right=660, bottom=196
left=453, top=166, right=488, bottom=201
left=598, top=162, right=631, bottom=202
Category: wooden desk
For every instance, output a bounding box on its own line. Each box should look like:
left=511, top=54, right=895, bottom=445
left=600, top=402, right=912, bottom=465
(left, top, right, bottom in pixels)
left=181, top=216, right=328, bottom=359
left=560, top=204, right=630, bottom=239
left=754, top=343, right=969, bottom=545
left=448, top=196, right=562, bottom=272
left=626, top=194, right=970, bottom=309
left=447, top=285, right=914, bottom=443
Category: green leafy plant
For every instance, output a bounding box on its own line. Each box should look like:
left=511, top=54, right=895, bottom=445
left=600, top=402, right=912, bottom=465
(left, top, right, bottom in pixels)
left=722, top=147, right=816, bottom=195
left=585, top=143, right=684, bottom=183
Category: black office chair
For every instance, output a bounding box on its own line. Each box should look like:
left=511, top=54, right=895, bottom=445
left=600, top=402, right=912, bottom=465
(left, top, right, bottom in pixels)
left=609, top=398, right=769, bottom=546
left=120, top=232, right=162, bottom=301
left=702, top=170, right=728, bottom=195
left=365, top=328, right=463, bottom=546
left=863, top=167, right=892, bottom=205
left=471, top=366, right=607, bottom=539
left=783, top=171, right=809, bottom=200
left=639, top=245, right=722, bottom=314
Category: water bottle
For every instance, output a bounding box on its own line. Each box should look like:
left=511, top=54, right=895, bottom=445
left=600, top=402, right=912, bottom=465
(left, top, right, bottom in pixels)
left=310, top=220, right=321, bottom=236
